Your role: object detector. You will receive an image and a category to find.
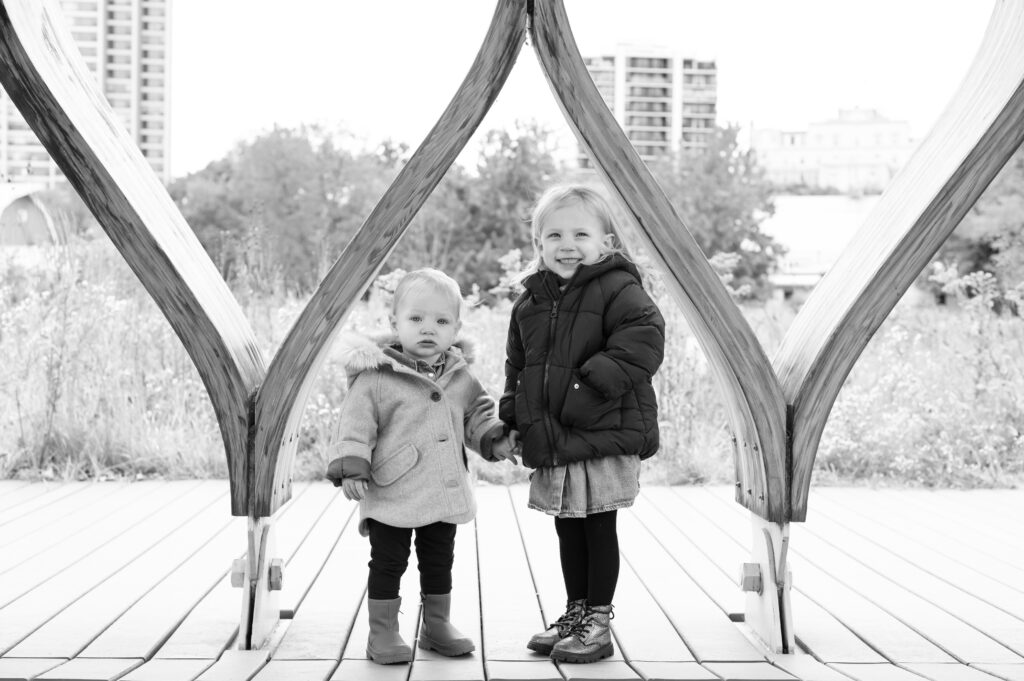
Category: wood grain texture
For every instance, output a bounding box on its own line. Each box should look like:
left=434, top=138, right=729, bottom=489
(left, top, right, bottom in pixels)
left=775, top=0, right=1024, bottom=521
left=0, top=0, right=265, bottom=516
left=529, top=0, right=788, bottom=522
left=249, top=0, right=529, bottom=518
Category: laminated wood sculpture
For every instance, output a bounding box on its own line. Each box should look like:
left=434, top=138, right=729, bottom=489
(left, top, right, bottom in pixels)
left=2, top=0, right=1022, bottom=654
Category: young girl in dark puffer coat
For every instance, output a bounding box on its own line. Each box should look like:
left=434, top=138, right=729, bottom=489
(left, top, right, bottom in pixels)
left=499, top=185, right=665, bottom=663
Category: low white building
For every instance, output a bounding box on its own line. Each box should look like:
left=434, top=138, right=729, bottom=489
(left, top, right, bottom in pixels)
left=751, top=108, right=918, bottom=194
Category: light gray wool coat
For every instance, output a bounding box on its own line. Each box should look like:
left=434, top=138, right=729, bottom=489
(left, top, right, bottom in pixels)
left=325, top=334, right=505, bottom=536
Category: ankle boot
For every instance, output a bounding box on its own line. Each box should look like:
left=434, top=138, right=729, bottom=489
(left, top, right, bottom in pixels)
left=550, top=603, right=614, bottom=663
left=366, top=597, right=413, bottom=664
left=527, top=598, right=586, bottom=655
left=418, top=592, right=475, bottom=656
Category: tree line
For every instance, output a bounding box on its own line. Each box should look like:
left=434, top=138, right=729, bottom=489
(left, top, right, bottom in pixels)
left=166, top=121, right=782, bottom=301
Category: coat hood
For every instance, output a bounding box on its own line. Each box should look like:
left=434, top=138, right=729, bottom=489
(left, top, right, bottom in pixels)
left=335, top=332, right=476, bottom=378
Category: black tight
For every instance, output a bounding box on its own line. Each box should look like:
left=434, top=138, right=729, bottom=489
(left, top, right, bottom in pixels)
left=366, top=519, right=456, bottom=599
left=553, top=510, right=619, bottom=606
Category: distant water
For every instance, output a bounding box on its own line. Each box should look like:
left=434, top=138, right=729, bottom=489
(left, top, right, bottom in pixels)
left=760, top=194, right=881, bottom=273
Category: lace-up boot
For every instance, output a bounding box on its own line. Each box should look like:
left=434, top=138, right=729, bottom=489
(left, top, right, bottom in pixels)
left=527, top=598, right=586, bottom=655
left=550, top=603, right=614, bottom=663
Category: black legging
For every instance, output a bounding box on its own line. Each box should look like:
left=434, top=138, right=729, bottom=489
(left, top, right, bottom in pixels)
left=366, top=519, right=456, bottom=600
left=554, top=510, right=619, bottom=606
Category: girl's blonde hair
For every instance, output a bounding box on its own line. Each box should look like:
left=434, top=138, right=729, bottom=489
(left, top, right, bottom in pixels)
left=518, top=184, right=630, bottom=279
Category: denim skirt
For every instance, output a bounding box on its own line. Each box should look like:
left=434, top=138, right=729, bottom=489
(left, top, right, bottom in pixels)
left=527, top=454, right=641, bottom=518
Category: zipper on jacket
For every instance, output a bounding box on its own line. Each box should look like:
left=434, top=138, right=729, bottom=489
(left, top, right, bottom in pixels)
left=541, top=297, right=560, bottom=456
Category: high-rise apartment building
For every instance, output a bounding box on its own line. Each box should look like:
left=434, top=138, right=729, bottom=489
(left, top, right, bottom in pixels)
left=0, top=0, right=171, bottom=188
left=579, top=45, right=717, bottom=167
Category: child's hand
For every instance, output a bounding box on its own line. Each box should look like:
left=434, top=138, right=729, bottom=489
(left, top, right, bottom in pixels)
left=492, top=430, right=521, bottom=465
left=342, top=478, right=368, bottom=501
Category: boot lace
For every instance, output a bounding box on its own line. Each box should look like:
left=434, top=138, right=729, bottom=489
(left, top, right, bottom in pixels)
left=566, top=607, right=614, bottom=641
left=549, top=601, right=585, bottom=635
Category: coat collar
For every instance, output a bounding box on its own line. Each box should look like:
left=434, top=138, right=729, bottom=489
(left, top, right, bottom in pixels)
left=336, top=332, right=472, bottom=380
left=522, top=253, right=641, bottom=299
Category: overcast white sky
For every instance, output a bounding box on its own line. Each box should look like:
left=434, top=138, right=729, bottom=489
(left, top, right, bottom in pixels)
left=168, top=0, right=996, bottom=179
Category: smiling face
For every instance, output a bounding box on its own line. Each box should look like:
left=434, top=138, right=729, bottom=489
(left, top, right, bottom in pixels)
left=538, top=202, right=611, bottom=279
left=391, top=287, right=461, bottom=364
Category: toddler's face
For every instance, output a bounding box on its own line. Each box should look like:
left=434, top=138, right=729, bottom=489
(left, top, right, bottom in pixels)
left=538, top=204, right=610, bottom=279
left=391, top=289, right=461, bottom=363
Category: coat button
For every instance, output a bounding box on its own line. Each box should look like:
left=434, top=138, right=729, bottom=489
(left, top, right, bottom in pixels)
left=439, top=434, right=448, bottom=442
left=573, top=383, right=580, bottom=389
left=431, top=391, right=442, bottom=402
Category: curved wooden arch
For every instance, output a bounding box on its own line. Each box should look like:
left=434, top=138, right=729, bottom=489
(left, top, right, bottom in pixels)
left=530, top=0, right=789, bottom=522
left=249, top=0, right=529, bottom=518
left=5, top=0, right=1024, bottom=653
left=776, top=0, right=1024, bottom=521
left=0, top=0, right=266, bottom=516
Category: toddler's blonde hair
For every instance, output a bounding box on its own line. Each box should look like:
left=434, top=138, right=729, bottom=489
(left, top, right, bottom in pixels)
left=392, top=268, right=464, bottom=319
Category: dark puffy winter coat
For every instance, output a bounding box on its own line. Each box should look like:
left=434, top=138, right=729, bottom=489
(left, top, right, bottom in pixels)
left=499, top=255, right=665, bottom=468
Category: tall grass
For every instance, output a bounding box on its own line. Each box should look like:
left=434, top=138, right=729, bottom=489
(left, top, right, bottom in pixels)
left=2, top=240, right=1023, bottom=487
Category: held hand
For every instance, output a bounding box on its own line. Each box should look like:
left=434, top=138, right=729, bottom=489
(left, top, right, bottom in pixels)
left=342, top=478, right=368, bottom=501
left=492, top=431, right=521, bottom=465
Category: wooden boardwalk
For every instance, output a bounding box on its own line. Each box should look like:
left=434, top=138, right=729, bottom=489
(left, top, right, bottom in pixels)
left=0, top=482, right=1023, bottom=681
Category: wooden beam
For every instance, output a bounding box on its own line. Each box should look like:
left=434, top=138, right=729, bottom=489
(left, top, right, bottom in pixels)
left=248, top=0, right=529, bottom=518
left=529, top=0, right=789, bottom=522
left=775, top=0, right=1024, bottom=521
left=0, top=0, right=265, bottom=516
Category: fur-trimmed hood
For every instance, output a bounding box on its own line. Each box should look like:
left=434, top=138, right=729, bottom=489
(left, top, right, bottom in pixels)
left=335, top=332, right=476, bottom=378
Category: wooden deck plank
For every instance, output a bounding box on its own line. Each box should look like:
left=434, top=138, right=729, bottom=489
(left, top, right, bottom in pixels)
left=663, top=488, right=953, bottom=664
left=627, top=661, right=719, bottom=680
left=639, top=488, right=884, bottom=664
left=785, top=527, right=1023, bottom=662
left=0, top=483, right=226, bottom=654
left=272, top=501, right=364, bottom=661
left=475, top=486, right=552, bottom=663
left=701, top=662, right=798, bottom=680
left=764, top=654, right=859, bottom=681
left=973, top=663, right=1024, bottom=680
left=884, top=490, right=1024, bottom=555
left=119, top=659, right=213, bottom=681
left=79, top=516, right=246, bottom=658
left=485, top=660, right=565, bottom=681
left=250, top=659, right=334, bottom=681
left=782, top=496, right=1024, bottom=658
left=5, top=491, right=235, bottom=657
left=0, top=483, right=74, bottom=517
left=152, top=482, right=336, bottom=660
left=194, top=650, right=268, bottom=681
left=0, top=482, right=132, bottom=545
left=0, top=482, right=186, bottom=574
left=623, top=496, right=771, bottom=662
left=0, top=482, right=218, bottom=608
left=277, top=485, right=351, bottom=618
left=0, top=657, right=65, bottom=681
left=903, top=662, right=1014, bottom=680
left=617, top=505, right=757, bottom=663
left=0, top=483, right=91, bottom=527
left=34, top=657, right=142, bottom=680
left=76, top=483, right=333, bottom=661
left=805, top=492, right=1024, bottom=622
left=827, top=663, right=931, bottom=680
left=329, top=658, right=407, bottom=681
left=818, top=490, right=1024, bottom=589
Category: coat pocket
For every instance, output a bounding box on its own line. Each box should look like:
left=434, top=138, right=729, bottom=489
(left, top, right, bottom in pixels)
left=560, top=372, right=621, bottom=430
left=371, top=443, right=419, bottom=486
